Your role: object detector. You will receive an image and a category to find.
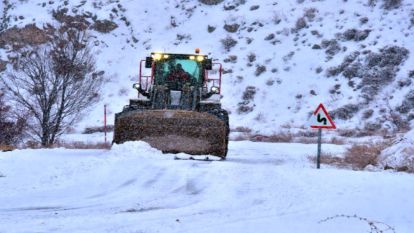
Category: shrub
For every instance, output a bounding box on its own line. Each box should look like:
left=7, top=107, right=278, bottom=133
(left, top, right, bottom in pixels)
left=0, top=59, right=6, bottom=72
left=223, top=55, right=237, bottom=63
left=344, top=143, right=386, bottom=170
left=396, top=90, right=414, bottom=114
left=323, top=39, right=341, bottom=57
left=221, top=36, right=238, bottom=52
left=360, top=17, right=369, bottom=24
left=247, top=53, right=256, bottom=63
left=242, top=86, right=256, bottom=101
left=272, top=12, right=281, bottom=25
left=304, top=8, right=317, bottom=21
left=283, top=51, right=295, bottom=62
left=207, top=25, right=216, bottom=33
left=238, top=86, right=256, bottom=114
left=312, top=44, right=321, bottom=49
left=199, top=0, right=224, bottom=5
left=92, top=19, right=118, bottom=33
left=266, top=79, right=275, bottom=86
left=295, top=17, right=307, bottom=31
left=250, top=5, right=260, bottom=11
left=0, top=91, right=26, bottom=146
left=362, top=109, right=374, bottom=119
left=382, top=0, right=402, bottom=9
left=237, top=104, right=254, bottom=114
left=409, top=70, right=414, bottom=78
left=264, top=33, right=275, bottom=40
left=223, top=0, right=246, bottom=10
left=223, top=23, right=240, bottom=33
left=255, top=65, right=266, bottom=76
left=315, top=67, right=323, bottom=73
left=341, top=29, right=371, bottom=41
left=398, top=78, right=412, bottom=88
left=330, top=104, right=360, bottom=120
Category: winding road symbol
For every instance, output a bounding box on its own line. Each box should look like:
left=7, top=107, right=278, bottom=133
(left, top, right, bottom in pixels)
left=317, top=114, right=327, bottom=125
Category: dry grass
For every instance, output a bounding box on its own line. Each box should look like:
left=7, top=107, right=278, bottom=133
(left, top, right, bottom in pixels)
left=83, top=125, right=114, bottom=134
left=0, top=144, right=15, bottom=152
left=344, top=144, right=383, bottom=170
left=308, top=142, right=392, bottom=170
left=53, top=141, right=111, bottom=150
left=232, top=132, right=293, bottom=143
left=329, top=136, right=346, bottom=145
left=22, top=141, right=111, bottom=150
left=308, top=152, right=349, bottom=169
left=232, top=130, right=346, bottom=145
left=250, top=133, right=293, bottom=143
left=295, top=136, right=345, bottom=145
left=231, top=127, right=252, bottom=133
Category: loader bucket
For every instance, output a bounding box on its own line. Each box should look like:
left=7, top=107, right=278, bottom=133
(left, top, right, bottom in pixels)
left=113, top=110, right=228, bottom=158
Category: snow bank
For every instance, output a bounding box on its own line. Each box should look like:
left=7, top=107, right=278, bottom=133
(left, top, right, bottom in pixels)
left=380, top=130, right=414, bottom=171
left=110, top=141, right=163, bottom=158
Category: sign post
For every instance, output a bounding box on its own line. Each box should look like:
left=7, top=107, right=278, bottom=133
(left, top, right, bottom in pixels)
left=317, top=128, right=322, bottom=169
left=310, top=103, right=336, bottom=169
left=104, top=104, right=107, bottom=144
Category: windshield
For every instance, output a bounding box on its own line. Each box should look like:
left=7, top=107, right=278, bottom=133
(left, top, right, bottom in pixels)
left=154, top=59, right=202, bottom=85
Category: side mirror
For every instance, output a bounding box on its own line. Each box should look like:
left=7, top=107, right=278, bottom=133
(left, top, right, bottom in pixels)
left=132, top=83, right=141, bottom=90
left=145, top=57, right=153, bottom=68
left=204, top=59, right=212, bottom=70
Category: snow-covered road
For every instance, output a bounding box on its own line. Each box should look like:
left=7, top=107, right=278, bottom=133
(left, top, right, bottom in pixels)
left=0, top=141, right=413, bottom=233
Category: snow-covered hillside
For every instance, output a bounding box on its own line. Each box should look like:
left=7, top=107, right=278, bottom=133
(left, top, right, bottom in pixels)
left=1, top=0, right=414, bottom=135
left=1, top=141, right=414, bottom=233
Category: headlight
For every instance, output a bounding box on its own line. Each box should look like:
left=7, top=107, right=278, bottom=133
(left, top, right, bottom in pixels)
left=211, top=86, right=219, bottom=94
left=189, top=55, right=195, bottom=60
left=132, top=83, right=141, bottom=90
left=196, top=56, right=204, bottom=62
left=152, top=53, right=162, bottom=60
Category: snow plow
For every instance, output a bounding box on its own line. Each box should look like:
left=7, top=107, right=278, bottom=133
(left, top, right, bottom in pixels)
left=113, top=50, right=229, bottom=159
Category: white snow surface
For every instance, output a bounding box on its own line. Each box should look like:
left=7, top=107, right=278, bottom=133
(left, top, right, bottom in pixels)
left=1, top=141, right=413, bottom=233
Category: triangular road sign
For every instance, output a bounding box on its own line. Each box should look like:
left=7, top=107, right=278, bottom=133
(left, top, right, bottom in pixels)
left=310, top=103, right=336, bottom=129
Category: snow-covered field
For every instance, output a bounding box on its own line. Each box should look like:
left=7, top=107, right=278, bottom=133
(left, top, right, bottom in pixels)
left=1, top=141, right=413, bottom=233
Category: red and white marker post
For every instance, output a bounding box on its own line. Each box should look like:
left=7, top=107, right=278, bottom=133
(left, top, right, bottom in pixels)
left=309, top=103, right=336, bottom=169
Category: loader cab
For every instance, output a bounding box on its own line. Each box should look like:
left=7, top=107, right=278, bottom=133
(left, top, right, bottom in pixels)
left=148, top=53, right=209, bottom=87
left=135, top=50, right=222, bottom=110
left=152, top=56, right=204, bottom=89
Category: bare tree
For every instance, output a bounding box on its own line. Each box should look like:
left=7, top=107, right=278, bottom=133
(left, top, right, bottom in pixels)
left=0, top=90, right=26, bottom=145
left=1, top=26, right=103, bottom=146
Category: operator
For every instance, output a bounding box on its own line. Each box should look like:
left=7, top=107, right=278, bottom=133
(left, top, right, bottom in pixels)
left=168, top=64, right=190, bottom=82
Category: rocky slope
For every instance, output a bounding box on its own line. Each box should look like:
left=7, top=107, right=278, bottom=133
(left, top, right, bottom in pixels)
left=1, top=0, right=414, bottom=137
